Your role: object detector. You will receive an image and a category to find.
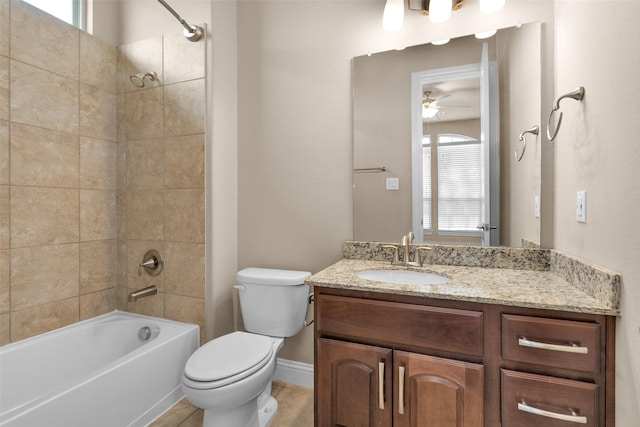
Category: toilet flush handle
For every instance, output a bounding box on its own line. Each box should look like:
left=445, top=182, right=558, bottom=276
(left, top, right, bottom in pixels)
left=234, top=284, right=246, bottom=293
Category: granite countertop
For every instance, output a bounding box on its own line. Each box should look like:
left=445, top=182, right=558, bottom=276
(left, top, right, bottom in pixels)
left=307, top=258, right=620, bottom=316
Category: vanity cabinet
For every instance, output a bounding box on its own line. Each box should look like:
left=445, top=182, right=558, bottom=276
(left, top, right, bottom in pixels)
left=314, top=288, right=615, bottom=427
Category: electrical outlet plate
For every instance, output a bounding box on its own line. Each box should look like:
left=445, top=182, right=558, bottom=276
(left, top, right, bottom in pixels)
left=576, top=191, right=587, bottom=223
left=534, top=196, right=540, bottom=218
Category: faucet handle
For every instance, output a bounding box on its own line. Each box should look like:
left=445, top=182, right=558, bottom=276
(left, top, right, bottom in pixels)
left=414, top=246, right=433, bottom=266
left=407, top=231, right=414, bottom=243
left=381, top=245, right=400, bottom=265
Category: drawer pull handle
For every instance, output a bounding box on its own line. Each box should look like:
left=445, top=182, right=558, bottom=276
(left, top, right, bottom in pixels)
left=378, top=362, right=385, bottom=410
left=518, top=401, right=587, bottom=424
left=519, top=337, right=588, bottom=354
left=398, top=366, right=405, bottom=415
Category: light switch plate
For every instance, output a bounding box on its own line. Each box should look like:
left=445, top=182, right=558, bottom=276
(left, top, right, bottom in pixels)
left=386, top=177, right=399, bottom=191
left=576, top=191, right=587, bottom=223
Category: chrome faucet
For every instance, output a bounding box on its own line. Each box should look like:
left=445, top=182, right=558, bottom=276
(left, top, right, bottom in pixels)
left=382, top=232, right=432, bottom=267
left=128, top=285, right=158, bottom=302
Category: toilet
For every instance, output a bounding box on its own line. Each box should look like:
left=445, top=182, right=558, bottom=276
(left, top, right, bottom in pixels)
left=182, top=268, right=312, bottom=427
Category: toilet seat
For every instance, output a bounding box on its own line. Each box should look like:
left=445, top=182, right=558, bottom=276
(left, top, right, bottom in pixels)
left=184, top=332, right=274, bottom=390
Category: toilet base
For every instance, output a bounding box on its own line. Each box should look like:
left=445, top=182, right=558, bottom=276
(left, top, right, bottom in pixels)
left=258, top=396, right=278, bottom=427
left=201, top=392, right=279, bottom=427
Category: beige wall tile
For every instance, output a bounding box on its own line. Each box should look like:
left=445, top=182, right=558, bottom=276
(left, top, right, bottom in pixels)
left=116, top=94, right=126, bottom=143
left=80, top=288, right=116, bottom=320
left=80, top=240, right=117, bottom=294
left=0, top=249, right=8, bottom=314
left=123, top=37, right=164, bottom=92
left=0, top=312, right=9, bottom=346
left=11, top=243, right=79, bottom=311
left=126, top=240, right=164, bottom=292
left=116, top=46, right=127, bottom=95
left=163, top=32, right=205, bottom=85
left=11, top=297, right=79, bottom=341
left=10, top=60, right=79, bottom=134
left=0, top=185, right=7, bottom=249
left=127, top=138, right=164, bottom=190
left=164, top=79, right=205, bottom=137
left=117, top=190, right=127, bottom=239
left=10, top=123, right=79, bottom=188
left=11, top=186, right=79, bottom=247
left=126, top=87, right=164, bottom=140
left=164, top=189, right=205, bottom=243
left=0, top=55, right=8, bottom=121
left=125, top=37, right=163, bottom=92
left=0, top=0, right=8, bottom=57
left=80, top=83, right=117, bottom=142
left=80, top=189, right=117, bottom=241
left=80, top=137, right=117, bottom=190
left=126, top=190, right=164, bottom=241
left=0, top=120, right=7, bottom=184
left=165, top=242, right=205, bottom=298
left=10, top=0, right=79, bottom=79
left=165, top=294, right=205, bottom=342
left=165, top=134, right=205, bottom=189
left=80, top=31, right=116, bottom=93
left=126, top=290, right=164, bottom=318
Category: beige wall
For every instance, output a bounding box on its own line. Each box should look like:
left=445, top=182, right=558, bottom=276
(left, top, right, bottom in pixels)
left=553, top=1, right=640, bottom=423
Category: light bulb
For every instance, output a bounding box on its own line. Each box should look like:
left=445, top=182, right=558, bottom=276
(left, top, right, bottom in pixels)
left=383, top=0, right=404, bottom=31
left=475, top=29, right=497, bottom=39
left=432, top=38, right=451, bottom=46
left=429, top=0, right=452, bottom=23
left=479, top=0, right=505, bottom=14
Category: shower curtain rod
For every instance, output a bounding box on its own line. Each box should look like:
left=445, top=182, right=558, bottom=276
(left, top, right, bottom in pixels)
left=157, top=0, right=204, bottom=42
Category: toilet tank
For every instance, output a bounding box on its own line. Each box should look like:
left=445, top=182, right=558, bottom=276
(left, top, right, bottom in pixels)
left=236, top=268, right=311, bottom=338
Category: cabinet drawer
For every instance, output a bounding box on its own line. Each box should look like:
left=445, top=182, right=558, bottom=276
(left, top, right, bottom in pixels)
left=501, top=369, right=598, bottom=427
left=502, top=314, right=600, bottom=372
left=317, top=294, right=483, bottom=356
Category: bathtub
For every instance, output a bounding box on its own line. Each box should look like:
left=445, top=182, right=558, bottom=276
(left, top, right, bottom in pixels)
left=0, top=311, right=199, bottom=427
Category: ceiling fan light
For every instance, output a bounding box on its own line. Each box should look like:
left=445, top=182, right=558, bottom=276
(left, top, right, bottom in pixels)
left=428, top=0, right=452, bottom=23
left=479, top=0, right=505, bottom=14
left=383, top=0, right=405, bottom=31
left=422, top=106, right=440, bottom=119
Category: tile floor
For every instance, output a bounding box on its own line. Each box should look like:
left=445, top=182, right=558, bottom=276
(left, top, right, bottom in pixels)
left=149, top=381, right=314, bottom=427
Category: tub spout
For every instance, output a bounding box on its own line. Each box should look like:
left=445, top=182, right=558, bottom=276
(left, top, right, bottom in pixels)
left=128, top=285, right=158, bottom=302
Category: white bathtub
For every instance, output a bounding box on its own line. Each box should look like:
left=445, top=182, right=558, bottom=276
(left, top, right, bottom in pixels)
left=0, top=311, right=199, bottom=427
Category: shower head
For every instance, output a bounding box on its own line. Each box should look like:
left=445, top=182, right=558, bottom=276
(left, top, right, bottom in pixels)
left=129, top=72, right=158, bottom=88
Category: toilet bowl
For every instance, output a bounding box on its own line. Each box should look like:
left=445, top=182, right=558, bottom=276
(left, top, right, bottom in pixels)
left=181, top=268, right=311, bottom=427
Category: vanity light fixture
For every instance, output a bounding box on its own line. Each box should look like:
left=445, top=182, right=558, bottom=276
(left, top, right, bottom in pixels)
left=432, top=38, right=451, bottom=45
left=383, top=0, right=504, bottom=30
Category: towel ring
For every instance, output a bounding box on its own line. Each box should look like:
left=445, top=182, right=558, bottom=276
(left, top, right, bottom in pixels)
left=515, top=125, right=539, bottom=162
left=547, top=87, right=585, bottom=141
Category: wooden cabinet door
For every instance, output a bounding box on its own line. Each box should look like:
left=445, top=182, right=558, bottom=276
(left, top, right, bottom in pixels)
left=317, top=338, right=393, bottom=427
left=394, top=351, right=484, bottom=427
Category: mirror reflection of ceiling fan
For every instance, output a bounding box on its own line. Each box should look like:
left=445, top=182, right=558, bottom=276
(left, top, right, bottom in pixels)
left=421, top=90, right=449, bottom=119
left=421, top=79, right=480, bottom=122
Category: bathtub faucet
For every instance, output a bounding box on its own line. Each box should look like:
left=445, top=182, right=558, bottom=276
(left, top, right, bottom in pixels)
left=128, top=285, right=158, bottom=302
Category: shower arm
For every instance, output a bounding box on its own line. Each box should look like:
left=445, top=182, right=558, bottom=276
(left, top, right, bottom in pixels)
left=157, top=0, right=204, bottom=42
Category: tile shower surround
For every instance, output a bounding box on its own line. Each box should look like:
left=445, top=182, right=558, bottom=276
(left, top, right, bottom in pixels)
left=0, top=0, right=206, bottom=345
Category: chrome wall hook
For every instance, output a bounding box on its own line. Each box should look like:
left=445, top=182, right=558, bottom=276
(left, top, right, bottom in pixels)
left=515, top=125, right=540, bottom=162
left=547, top=87, right=585, bottom=141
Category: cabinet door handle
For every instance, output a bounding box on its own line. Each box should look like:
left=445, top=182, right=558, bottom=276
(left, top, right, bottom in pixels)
left=378, top=362, right=385, bottom=410
left=518, top=337, right=588, bottom=354
left=398, top=366, right=405, bottom=415
left=518, top=401, right=587, bottom=424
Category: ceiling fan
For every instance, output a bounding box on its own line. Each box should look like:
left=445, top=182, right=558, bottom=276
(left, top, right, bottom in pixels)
left=422, top=90, right=450, bottom=119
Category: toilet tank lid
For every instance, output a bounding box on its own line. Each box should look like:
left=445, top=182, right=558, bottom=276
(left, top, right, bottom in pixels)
left=237, top=268, right=311, bottom=286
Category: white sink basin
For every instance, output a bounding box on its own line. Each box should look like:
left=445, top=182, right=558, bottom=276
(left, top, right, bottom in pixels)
left=356, top=269, right=451, bottom=285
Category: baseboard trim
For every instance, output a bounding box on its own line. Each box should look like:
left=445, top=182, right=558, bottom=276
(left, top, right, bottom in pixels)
left=274, top=357, right=314, bottom=389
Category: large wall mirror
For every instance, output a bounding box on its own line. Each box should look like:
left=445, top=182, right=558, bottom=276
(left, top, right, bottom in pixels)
left=353, top=23, right=542, bottom=247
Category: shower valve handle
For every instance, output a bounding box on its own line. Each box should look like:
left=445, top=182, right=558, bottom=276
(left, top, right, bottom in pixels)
left=138, top=250, right=164, bottom=277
